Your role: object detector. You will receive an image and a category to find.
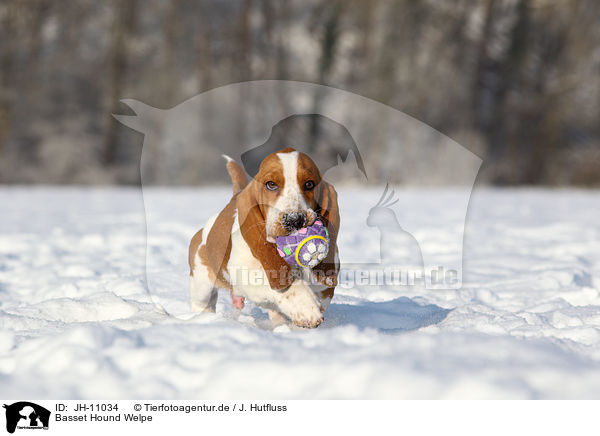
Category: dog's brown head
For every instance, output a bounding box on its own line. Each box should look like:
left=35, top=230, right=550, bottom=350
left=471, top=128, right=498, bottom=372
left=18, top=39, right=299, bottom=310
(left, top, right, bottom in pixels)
left=236, top=148, right=340, bottom=288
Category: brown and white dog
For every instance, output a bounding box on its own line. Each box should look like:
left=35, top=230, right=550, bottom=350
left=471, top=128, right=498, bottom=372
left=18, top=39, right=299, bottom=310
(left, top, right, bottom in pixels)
left=188, top=148, right=340, bottom=328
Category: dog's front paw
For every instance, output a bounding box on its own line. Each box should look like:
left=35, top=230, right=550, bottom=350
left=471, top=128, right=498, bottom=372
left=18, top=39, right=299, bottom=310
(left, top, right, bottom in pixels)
left=288, top=300, right=324, bottom=328
left=276, top=282, right=325, bottom=328
left=291, top=310, right=324, bottom=329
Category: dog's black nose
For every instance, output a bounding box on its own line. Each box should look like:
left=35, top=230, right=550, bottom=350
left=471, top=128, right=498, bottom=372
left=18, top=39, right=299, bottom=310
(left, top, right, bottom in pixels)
left=282, top=212, right=307, bottom=231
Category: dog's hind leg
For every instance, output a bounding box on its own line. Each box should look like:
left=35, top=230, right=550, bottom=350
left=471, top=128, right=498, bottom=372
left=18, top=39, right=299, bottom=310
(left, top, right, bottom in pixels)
left=189, top=263, right=219, bottom=313
left=189, top=226, right=220, bottom=312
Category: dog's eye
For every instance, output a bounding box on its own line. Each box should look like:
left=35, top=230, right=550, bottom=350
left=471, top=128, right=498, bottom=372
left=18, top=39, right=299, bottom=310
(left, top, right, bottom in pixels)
left=303, top=180, right=315, bottom=191
left=265, top=181, right=278, bottom=191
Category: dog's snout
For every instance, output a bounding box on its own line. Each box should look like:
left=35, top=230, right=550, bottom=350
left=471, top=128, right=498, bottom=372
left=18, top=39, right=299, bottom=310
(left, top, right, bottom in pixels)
left=282, top=212, right=307, bottom=231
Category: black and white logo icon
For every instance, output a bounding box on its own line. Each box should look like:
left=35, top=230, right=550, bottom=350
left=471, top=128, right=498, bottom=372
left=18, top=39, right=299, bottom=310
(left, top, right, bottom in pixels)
left=3, top=402, right=50, bottom=434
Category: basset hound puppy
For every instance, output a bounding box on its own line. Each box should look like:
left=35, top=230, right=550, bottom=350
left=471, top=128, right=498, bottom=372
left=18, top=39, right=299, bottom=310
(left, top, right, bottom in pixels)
left=188, top=148, right=340, bottom=328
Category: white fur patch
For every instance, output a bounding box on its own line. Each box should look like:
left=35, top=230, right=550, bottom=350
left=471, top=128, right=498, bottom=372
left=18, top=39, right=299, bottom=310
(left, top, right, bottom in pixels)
left=265, top=151, right=311, bottom=241
left=190, top=255, right=216, bottom=312
left=276, top=151, right=307, bottom=212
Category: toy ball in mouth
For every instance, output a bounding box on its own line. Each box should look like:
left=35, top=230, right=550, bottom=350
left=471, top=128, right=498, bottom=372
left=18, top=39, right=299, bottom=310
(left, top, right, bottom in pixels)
left=275, top=219, right=329, bottom=268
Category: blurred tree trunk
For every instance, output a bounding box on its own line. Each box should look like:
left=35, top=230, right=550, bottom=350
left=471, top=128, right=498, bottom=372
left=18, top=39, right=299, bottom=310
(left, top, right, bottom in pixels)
left=197, top=0, right=213, bottom=92
left=259, top=0, right=274, bottom=77
left=102, top=0, right=137, bottom=166
left=161, top=0, right=179, bottom=103
left=0, top=0, right=17, bottom=155
left=472, top=0, right=497, bottom=150
left=353, top=0, right=376, bottom=82
left=238, top=0, right=253, bottom=82
left=473, top=0, right=531, bottom=184
left=501, top=0, right=531, bottom=182
left=0, top=0, right=17, bottom=90
left=311, top=1, right=343, bottom=150
left=233, top=0, right=253, bottom=153
left=274, top=1, right=290, bottom=80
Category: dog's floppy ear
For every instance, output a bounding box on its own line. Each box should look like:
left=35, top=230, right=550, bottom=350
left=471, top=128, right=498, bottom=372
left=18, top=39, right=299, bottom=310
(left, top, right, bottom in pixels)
left=236, top=182, right=294, bottom=290
left=313, top=181, right=340, bottom=287
left=316, top=180, right=340, bottom=242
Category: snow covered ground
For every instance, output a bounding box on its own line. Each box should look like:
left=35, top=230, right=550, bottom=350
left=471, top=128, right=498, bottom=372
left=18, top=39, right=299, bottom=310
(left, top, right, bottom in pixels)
left=1, top=186, right=599, bottom=399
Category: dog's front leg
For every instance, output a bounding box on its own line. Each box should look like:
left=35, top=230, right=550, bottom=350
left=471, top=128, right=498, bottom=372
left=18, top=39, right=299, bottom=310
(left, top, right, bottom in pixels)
left=273, top=280, right=324, bottom=328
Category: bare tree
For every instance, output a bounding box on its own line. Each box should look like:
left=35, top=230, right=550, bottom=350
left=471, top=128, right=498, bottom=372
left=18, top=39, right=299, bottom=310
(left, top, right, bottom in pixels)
left=103, top=0, right=137, bottom=166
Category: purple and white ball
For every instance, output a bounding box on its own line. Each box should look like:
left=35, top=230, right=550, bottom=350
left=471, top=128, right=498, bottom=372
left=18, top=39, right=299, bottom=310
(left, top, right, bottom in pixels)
left=275, top=219, right=329, bottom=268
